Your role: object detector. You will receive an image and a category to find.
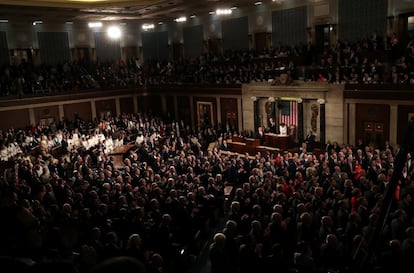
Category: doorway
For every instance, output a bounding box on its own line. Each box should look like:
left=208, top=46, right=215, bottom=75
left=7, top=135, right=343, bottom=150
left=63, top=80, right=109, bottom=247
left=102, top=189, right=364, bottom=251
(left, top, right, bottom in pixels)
left=363, top=121, right=384, bottom=149
left=315, top=24, right=331, bottom=52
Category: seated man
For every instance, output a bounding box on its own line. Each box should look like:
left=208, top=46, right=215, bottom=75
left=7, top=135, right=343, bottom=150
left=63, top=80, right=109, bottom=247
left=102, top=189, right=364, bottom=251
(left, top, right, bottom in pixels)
left=279, top=123, right=288, bottom=136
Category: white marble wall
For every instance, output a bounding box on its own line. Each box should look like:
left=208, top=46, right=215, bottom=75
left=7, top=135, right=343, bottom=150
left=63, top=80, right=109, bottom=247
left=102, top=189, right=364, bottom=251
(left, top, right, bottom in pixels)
left=242, top=81, right=344, bottom=144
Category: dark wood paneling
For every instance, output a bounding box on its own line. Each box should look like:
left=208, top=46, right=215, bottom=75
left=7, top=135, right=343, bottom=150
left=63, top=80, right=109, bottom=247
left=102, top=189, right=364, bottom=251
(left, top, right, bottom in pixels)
left=137, top=95, right=148, bottom=114
left=64, top=102, right=92, bottom=121
left=397, top=105, right=414, bottom=145
left=95, top=99, right=116, bottom=119
left=355, top=103, right=390, bottom=148
left=0, top=109, right=30, bottom=130
left=137, top=95, right=162, bottom=116
left=150, top=95, right=162, bottom=116
left=120, top=97, right=134, bottom=115
left=123, top=46, right=139, bottom=60
left=172, top=43, right=183, bottom=60
left=345, top=86, right=414, bottom=100
left=149, top=84, right=241, bottom=96
left=254, top=32, right=270, bottom=52
left=220, top=97, right=238, bottom=131
left=34, top=105, right=59, bottom=125
left=166, top=95, right=175, bottom=120
left=177, top=96, right=191, bottom=124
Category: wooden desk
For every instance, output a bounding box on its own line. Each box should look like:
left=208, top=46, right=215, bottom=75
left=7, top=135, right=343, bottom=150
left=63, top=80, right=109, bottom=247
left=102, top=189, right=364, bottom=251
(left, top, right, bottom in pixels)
left=228, top=141, right=246, bottom=154
left=264, top=133, right=291, bottom=151
left=51, top=145, right=63, bottom=157
left=244, top=138, right=260, bottom=155
left=232, top=135, right=244, bottom=143
left=108, top=144, right=136, bottom=169
left=256, top=145, right=280, bottom=155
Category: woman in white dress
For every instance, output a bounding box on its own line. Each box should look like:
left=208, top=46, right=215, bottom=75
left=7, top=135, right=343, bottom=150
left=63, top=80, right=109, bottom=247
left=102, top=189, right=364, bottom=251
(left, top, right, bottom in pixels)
left=279, top=123, right=288, bottom=136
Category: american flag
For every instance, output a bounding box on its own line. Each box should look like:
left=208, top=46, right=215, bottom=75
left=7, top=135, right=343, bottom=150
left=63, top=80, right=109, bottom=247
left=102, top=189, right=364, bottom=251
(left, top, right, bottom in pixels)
left=279, top=100, right=298, bottom=127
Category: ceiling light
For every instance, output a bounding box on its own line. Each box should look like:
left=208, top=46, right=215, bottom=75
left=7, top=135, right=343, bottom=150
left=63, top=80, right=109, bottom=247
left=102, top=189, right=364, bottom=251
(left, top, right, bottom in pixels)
left=107, top=26, right=121, bottom=39
left=0, top=19, right=8, bottom=23
left=174, top=17, right=187, bottom=23
left=158, top=21, right=163, bottom=25
left=32, top=20, right=43, bottom=26
left=190, top=15, right=196, bottom=18
left=216, top=9, right=232, bottom=15
left=209, top=11, right=215, bottom=15
left=142, top=23, right=155, bottom=30
left=68, top=0, right=107, bottom=2
left=254, top=1, right=263, bottom=5
left=231, top=7, right=238, bottom=10
left=88, top=22, right=102, bottom=28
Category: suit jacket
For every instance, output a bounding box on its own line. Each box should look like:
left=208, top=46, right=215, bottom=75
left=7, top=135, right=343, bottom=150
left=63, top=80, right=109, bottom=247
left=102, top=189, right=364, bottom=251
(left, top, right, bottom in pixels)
left=269, top=123, right=277, bottom=134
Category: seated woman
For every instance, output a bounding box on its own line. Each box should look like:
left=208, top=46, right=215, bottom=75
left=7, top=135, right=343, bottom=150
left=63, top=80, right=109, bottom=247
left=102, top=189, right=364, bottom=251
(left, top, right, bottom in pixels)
left=279, top=123, right=288, bottom=136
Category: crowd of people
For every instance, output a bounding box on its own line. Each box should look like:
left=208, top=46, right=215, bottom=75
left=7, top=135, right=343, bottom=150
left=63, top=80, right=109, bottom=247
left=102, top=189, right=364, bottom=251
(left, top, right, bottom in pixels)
left=1, top=109, right=414, bottom=273
left=0, top=112, right=226, bottom=273
left=1, top=30, right=414, bottom=273
left=0, top=32, right=414, bottom=97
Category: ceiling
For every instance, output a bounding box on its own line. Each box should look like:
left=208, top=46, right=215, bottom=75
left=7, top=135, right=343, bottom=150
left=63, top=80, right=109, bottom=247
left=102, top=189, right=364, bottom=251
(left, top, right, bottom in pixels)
left=0, top=0, right=271, bottom=24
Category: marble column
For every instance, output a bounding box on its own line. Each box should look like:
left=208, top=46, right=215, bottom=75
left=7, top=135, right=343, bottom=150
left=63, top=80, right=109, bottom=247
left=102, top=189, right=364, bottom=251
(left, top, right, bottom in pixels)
left=389, top=104, right=398, bottom=146
left=251, top=96, right=259, bottom=135
left=318, top=98, right=326, bottom=147
left=58, top=104, right=64, bottom=121
left=216, top=96, right=222, bottom=128
left=29, top=108, right=35, bottom=126
left=268, top=97, right=277, bottom=129
left=237, top=98, right=242, bottom=133
left=133, top=95, right=138, bottom=113
left=189, top=96, right=194, bottom=130
left=91, top=100, right=97, bottom=120
left=297, top=98, right=304, bottom=143
left=115, top=98, right=121, bottom=117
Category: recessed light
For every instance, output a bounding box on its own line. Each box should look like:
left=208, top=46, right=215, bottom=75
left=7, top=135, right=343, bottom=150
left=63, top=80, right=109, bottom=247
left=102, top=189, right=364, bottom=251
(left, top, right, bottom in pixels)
left=88, top=22, right=103, bottom=28
left=32, top=20, right=43, bottom=26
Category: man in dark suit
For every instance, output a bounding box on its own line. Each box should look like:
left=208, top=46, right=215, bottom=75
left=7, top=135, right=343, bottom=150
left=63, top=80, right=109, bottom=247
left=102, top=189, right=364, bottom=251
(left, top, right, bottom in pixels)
left=342, top=155, right=356, bottom=180
left=382, top=140, right=393, bottom=154
left=268, top=117, right=277, bottom=134
left=305, top=130, right=315, bottom=151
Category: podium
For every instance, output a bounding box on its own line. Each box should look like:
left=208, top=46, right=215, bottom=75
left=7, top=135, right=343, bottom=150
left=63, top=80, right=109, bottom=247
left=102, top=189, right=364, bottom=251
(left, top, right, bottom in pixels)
left=244, top=138, right=260, bottom=155
left=264, top=133, right=290, bottom=151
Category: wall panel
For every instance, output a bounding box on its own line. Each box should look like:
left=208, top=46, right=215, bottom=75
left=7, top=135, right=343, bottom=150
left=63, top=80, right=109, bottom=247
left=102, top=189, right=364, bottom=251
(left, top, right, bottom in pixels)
left=0, top=109, right=30, bottom=130
left=63, top=102, right=92, bottom=122
left=95, top=99, right=116, bottom=119
left=339, top=0, right=387, bottom=41
left=222, top=16, right=249, bottom=51
left=38, top=32, right=70, bottom=65
left=272, top=7, right=307, bottom=46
